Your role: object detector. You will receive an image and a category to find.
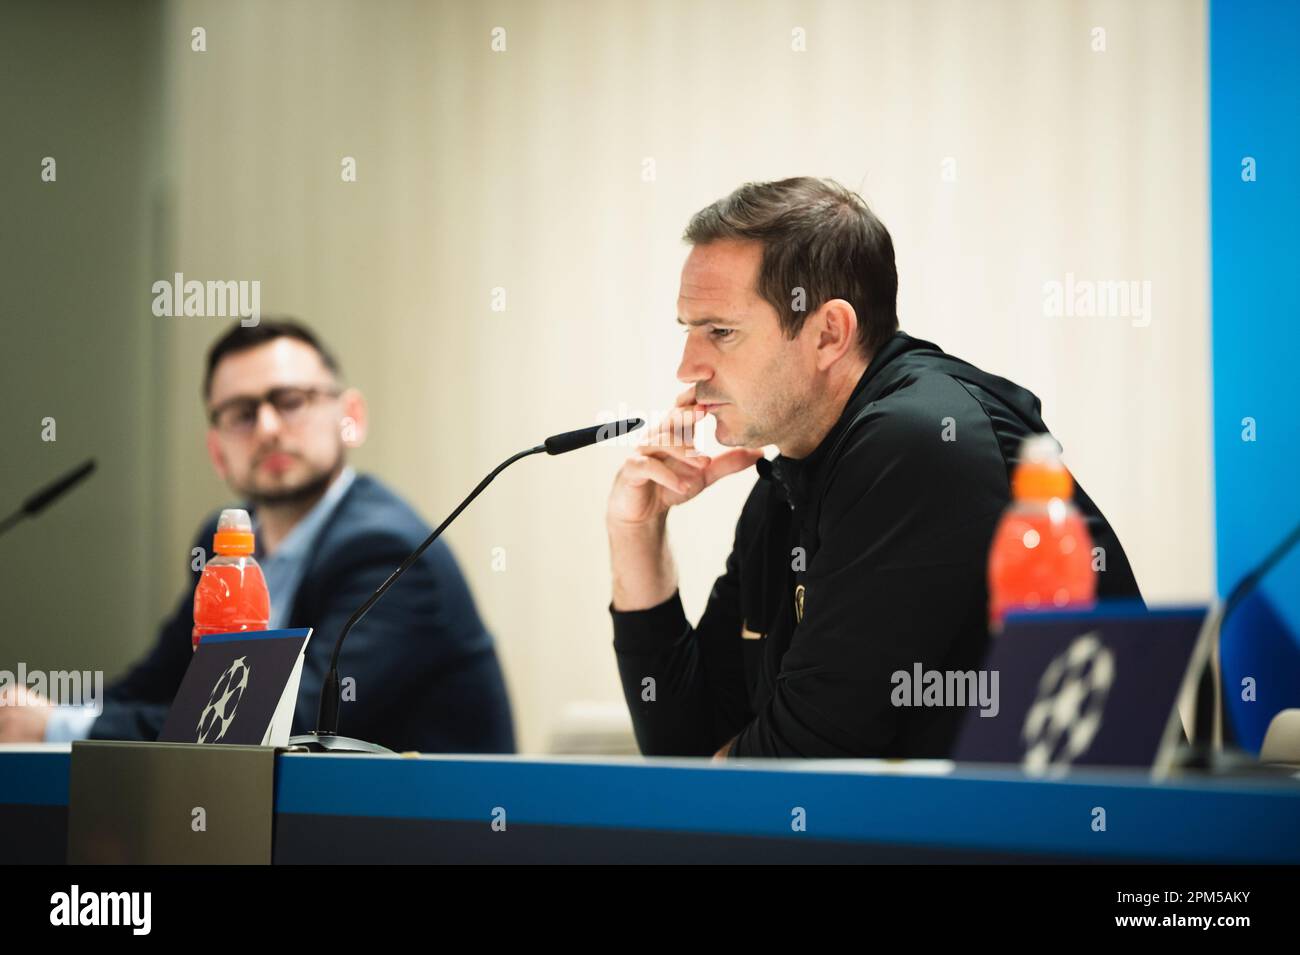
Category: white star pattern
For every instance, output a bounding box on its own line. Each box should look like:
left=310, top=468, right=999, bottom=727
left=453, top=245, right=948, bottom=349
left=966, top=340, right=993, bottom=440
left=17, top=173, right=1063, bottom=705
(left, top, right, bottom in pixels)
left=1021, top=633, right=1115, bottom=774
left=197, top=656, right=252, bottom=743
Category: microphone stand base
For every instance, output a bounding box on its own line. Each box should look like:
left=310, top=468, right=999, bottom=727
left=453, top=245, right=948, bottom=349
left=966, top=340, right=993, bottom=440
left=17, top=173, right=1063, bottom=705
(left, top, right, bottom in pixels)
left=286, top=733, right=394, bottom=754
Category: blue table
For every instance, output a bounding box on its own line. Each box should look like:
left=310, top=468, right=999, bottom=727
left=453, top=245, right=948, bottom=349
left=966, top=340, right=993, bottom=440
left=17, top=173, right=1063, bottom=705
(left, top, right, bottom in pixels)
left=4, top=746, right=1298, bottom=863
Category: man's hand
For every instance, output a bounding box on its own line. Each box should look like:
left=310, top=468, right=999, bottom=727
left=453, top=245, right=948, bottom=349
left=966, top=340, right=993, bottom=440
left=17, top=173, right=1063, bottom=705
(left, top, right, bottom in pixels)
left=0, top=685, right=52, bottom=742
left=607, top=386, right=763, bottom=529
left=607, top=387, right=763, bottom=611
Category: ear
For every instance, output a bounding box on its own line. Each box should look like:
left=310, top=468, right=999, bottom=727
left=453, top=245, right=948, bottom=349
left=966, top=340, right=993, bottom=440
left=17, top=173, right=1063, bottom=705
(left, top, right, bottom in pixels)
left=339, top=387, right=369, bottom=448
left=811, top=298, right=859, bottom=371
left=205, top=428, right=229, bottom=481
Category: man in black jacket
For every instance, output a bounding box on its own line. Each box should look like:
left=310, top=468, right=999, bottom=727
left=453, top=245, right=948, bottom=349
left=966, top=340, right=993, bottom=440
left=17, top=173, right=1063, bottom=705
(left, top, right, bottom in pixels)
left=607, top=177, right=1140, bottom=759
left=6, top=320, right=515, bottom=753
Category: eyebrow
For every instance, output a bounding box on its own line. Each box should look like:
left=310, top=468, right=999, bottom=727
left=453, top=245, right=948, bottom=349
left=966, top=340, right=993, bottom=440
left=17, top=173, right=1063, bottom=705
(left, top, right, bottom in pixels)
left=207, top=382, right=337, bottom=411
left=676, top=316, right=741, bottom=327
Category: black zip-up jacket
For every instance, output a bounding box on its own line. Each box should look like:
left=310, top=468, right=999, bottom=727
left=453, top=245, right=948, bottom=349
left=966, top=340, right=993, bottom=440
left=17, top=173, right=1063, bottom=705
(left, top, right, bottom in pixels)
left=612, top=331, right=1142, bottom=758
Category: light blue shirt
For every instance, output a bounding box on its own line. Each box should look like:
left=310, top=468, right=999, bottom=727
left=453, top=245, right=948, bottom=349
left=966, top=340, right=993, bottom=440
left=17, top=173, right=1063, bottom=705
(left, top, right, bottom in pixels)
left=256, top=467, right=356, bottom=630
left=44, top=467, right=357, bottom=742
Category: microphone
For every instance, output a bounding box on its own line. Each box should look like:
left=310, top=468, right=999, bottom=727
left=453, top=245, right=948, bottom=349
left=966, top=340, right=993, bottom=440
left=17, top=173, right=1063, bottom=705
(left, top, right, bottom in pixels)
left=0, top=459, right=97, bottom=538
left=544, top=420, right=639, bottom=455
left=1185, top=517, right=1300, bottom=769
left=288, top=418, right=643, bottom=753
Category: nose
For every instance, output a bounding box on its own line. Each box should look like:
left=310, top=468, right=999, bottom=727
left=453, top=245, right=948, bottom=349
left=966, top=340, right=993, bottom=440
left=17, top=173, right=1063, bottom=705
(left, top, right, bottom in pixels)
left=254, top=400, right=284, bottom=438
left=676, top=330, right=713, bottom=386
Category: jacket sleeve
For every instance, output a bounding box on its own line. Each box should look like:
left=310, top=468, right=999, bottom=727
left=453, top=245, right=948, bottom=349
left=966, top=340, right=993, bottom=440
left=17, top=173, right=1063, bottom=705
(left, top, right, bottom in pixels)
left=730, top=394, right=1007, bottom=758
left=611, top=517, right=753, bottom=757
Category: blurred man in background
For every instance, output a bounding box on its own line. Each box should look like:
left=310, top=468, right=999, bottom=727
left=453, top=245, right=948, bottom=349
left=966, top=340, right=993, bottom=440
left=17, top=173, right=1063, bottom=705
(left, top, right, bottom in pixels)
left=607, top=177, right=1141, bottom=759
left=0, top=320, right=515, bottom=753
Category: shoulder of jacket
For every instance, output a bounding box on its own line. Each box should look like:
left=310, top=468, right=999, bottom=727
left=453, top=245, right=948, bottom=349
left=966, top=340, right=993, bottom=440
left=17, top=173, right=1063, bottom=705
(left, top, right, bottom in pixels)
left=332, top=475, right=434, bottom=550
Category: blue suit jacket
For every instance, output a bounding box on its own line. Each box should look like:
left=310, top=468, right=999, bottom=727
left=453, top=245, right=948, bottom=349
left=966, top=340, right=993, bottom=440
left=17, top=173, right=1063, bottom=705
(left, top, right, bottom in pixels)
left=91, top=474, right=516, bottom=753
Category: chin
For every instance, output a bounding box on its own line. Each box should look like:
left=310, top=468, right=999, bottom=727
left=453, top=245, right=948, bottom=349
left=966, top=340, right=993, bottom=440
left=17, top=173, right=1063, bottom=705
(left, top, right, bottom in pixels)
left=715, top=433, right=759, bottom=450
left=714, top=418, right=762, bottom=450
left=256, top=471, right=299, bottom=491
left=244, top=469, right=300, bottom=496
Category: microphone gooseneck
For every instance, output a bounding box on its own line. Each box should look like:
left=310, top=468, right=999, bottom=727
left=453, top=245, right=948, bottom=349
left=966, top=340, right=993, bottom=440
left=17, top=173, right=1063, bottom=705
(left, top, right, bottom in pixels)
left=314, top=443, right=545, bottom=737
left=1189, top=517, right=1300, bottom=762
left=302, top=418, right=643, bottom=750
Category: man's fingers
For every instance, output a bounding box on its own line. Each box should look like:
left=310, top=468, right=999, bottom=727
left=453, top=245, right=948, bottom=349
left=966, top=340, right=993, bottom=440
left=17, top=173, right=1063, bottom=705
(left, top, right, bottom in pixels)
left=644, top=404, right=704, bottom=450
left=651, top=452, right=707, bottom=487
left=703, top=448, right=765, bottom=487
left=639, top=443, right=708, bottom=469
left=623, top=455, right=691, bottom=495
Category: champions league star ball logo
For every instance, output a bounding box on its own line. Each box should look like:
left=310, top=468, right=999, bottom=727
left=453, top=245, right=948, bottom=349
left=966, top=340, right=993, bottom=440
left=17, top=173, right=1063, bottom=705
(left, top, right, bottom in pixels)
left=197, top=656, right=251, bottom=743
left=1021, top=633, right=1115, bottom=773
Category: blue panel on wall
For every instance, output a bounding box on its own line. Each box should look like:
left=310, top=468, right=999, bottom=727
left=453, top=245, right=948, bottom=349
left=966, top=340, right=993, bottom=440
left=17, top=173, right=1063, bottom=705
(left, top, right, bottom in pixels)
left=1210, top=0, right=1300, bottom=751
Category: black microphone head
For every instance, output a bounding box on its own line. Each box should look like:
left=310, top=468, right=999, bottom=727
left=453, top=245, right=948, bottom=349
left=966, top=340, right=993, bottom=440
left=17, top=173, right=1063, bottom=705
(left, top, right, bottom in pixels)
left=23, top=458, right=96, bottom=515
left=543, top=418, right=644, bottom=455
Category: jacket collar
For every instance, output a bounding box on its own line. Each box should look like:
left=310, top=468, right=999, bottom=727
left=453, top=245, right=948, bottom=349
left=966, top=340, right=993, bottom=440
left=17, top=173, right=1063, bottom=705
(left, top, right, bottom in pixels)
left=757, top=330, right=935, bottom=508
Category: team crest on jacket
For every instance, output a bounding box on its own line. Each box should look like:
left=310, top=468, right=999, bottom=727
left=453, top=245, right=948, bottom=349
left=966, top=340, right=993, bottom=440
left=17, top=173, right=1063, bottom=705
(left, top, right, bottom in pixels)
left=794, top=584, right=806, bottom=623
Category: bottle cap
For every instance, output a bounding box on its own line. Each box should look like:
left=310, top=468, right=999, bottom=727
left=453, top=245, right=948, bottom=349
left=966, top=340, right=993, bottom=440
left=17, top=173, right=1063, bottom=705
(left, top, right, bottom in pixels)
left=213, top=508, right=255, bottom=555
left=1011, top=434, right=1073, bottom=501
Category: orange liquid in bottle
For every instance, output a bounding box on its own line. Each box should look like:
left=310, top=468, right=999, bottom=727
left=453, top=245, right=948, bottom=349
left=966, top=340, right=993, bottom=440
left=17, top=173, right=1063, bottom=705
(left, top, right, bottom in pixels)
left=192, top=508, right=270, bottom=649
left=988, top=435, right=1097, bottom=627
left=192, top=558, right=270, bottom=648
left=988, top=503, right=1096, bottom=626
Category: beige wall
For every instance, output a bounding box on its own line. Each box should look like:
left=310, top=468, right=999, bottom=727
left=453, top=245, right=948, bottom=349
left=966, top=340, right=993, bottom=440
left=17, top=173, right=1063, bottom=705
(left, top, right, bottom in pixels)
left=135, top=0, right=1211, bottom=752
left=1, top=1, right=167, bottom=676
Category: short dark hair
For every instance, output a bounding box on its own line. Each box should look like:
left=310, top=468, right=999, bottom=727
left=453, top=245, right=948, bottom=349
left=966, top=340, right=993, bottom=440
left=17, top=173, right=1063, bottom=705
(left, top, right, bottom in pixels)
left=683, top=177, right=899, bottom=356
left=203, top=318, right=341, bottom=399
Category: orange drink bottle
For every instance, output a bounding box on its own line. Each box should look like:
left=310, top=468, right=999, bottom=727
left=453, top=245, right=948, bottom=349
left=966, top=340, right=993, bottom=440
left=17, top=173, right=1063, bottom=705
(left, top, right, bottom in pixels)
left=988, top=434, right=1097, bottom=628
left=192, top=508, right=270, bottom=649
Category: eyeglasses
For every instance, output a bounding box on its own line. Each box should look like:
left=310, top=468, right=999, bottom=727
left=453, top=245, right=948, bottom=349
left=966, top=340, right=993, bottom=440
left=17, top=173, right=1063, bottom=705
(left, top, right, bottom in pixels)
left=208, top=385, right=342, bottom=435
